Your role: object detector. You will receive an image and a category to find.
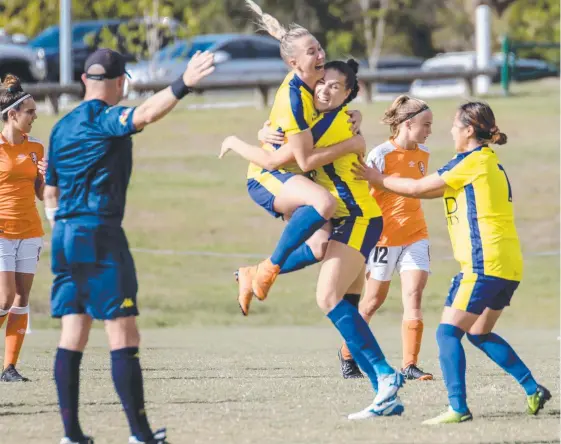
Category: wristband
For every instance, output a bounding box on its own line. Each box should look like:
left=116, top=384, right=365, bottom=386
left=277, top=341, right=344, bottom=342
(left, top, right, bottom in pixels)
left=45, top=206, right=58, bottom=222
left=171, top=76, right=193, bottom=100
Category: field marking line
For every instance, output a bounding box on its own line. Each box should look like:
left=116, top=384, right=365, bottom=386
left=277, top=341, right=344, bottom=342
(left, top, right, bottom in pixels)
left=129, top=247, right=560, bottom=261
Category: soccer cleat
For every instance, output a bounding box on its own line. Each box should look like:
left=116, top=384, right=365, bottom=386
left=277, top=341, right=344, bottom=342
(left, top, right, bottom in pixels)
left=401, top=364, right=433, bottom=381
left=235, top=266, right=257, bottom=316
left=338, top=349, right=363, bottom=379
left=527, top=385, right=552, bottom=415
left=422, top=406, right=473, bottom=425
left=374, top=371, right=405, bottom=405
left=252, top=258, right=280, bottom=301
left=347, top=395, right=404, bottom=420
left=129, top=428, right=168, bottom=444
left=60, top=437, right=94, bottom=444
left=1, top=364, right=30, bottom=382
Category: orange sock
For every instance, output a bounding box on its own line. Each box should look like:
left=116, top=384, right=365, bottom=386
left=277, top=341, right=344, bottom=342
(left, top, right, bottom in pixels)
left=340, top=342, right=353, bottom=360
left=0, top=309, right=8, bottom=329
left=402, top=319, right=424, bottom=368
left=4, top=306, right=29, bottom=369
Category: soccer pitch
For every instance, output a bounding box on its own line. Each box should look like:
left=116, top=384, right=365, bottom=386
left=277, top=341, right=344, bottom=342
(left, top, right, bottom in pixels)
left=3, top=80, right=558, bottom=442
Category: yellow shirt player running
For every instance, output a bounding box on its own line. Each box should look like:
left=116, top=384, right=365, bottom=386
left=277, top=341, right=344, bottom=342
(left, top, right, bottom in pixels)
left=356, top=101, right=550, bottom=425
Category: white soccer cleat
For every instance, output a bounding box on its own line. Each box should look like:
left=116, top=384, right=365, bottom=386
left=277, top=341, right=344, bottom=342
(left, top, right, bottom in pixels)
left=347, top=395, right=405, bottom=420
left=374, top=371, right=405, bottom=405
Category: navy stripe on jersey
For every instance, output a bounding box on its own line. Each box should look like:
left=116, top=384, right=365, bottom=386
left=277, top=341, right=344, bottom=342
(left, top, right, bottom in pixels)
left=323, top=164, right=363, bottom=217
left=311, top=112, right=338, bottom=144
left=290, top=73, right=314, bottom=95
left=465, top=184, right=484, bottom=274
left=288, top=78, right=308, bottom=131
left=437, top=146, right=485, bottom=175
left=497, top=164, right=513, bottom=202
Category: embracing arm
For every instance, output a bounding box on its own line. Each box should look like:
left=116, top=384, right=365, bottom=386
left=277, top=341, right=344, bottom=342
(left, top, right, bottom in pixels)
left=378, top=173, right=446, bottom=199
left=290, top=131, right=366, bottom=173
left=220, top=136, right=294, bottom=170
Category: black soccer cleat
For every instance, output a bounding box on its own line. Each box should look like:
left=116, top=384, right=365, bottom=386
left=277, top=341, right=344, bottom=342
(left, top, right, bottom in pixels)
left=401, top=364, right=433, bottom=381
left=338, top=349, right=364, bottom=379
left=129, top=428, right=169, bottom=444
left=1, top=364, right=30, bottom=382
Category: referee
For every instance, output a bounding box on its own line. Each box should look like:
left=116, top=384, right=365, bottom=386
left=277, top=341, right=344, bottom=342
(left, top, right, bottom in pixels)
left=44, top=48, right=214, bottom=444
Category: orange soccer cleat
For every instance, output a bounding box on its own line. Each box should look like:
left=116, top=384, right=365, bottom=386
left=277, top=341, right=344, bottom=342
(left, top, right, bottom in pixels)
left=252, top=258, right=281, bottom=301
left=236, top=266, right=257, bottom=316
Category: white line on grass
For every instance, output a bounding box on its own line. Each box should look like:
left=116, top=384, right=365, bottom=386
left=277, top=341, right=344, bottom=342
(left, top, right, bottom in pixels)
left=130, top=247, right=560, bottom=261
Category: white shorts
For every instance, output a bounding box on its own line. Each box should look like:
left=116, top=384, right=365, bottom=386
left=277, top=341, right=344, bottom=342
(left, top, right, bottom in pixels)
left=0, top=237, right=43, bottom=274
left=366, top=238, right=430, bottom=282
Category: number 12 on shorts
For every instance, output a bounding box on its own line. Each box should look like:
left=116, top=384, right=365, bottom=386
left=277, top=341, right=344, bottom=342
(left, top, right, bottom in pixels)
left=372, top=246, right=388, bottom=264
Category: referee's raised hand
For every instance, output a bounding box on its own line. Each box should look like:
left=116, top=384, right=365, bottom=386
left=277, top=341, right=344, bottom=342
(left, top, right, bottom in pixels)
left=183, top=51, right=215, bottom=87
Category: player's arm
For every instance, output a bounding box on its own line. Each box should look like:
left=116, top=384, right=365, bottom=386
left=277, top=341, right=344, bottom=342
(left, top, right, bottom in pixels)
left=290, top=131, right=366, bottom=173
left=353, top=159, right=446, bottom=199
left=131, top=51, right=215, bottom=131
left=43, top=185, right=59, bottom=228
left=220, top=136, right=294, bottom=170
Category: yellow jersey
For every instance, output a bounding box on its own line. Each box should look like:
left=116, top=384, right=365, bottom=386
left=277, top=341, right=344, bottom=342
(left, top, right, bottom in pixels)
left=438, top=146, right=522, bottom=281
left=312, top=106, right=382, bottom=219
left=247, top=72, right=320, bottom=179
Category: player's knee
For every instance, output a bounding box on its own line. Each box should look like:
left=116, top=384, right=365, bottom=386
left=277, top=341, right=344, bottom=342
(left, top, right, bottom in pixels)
left=316, top=292, right=338, bottom=314
left=359, top=295, right=384, bottom=318
left=307, top=237, right=328, bottom=260
left=0, top=294, right=15, bottom=311
left=312, top=193, right=337, bottom=220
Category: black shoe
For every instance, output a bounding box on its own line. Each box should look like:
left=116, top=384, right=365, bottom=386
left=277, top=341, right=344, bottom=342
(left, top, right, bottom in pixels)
left=60, top=436, right=94, bottom=444
left=401, top=364, right=433, bottom=381
left=338, top=349, right=363, bottom=379
left=1, top=364, right=30, bottom=382
left=129, top=428, right=169, bottom=444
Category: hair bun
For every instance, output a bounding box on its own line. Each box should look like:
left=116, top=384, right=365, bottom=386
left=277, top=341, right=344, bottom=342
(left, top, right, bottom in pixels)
left=346, top=58, right=359, bottom=74
left=2, top=74, right=22, bottom=93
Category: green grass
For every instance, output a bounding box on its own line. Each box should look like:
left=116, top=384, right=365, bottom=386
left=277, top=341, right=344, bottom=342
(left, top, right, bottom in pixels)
left=27, top=79, right=559, bottom=328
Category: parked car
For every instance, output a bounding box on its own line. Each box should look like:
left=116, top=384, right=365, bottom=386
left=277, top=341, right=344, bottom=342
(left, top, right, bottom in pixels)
left=410, top=51, right=559, bottom=98
left=28, top=19, right=131, bottom=82
left=0, top=43, right=47, bottom=83
left=126, top=33, right=288, bottom=85
left=358, top=56, right=425, bottom=94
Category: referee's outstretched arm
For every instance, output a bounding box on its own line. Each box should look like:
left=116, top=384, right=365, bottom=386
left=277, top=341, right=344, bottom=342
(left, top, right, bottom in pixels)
left=132, top=50, right=215, bottom=130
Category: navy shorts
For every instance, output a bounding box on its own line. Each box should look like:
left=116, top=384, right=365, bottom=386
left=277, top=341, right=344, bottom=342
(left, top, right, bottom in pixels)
left=445, top=272, right=519, bottom=315
left=247, top=169, right=295, bottom=218
left=50, top=220, right=139, bottom=320
left=330, top=216, right=383, bottom=260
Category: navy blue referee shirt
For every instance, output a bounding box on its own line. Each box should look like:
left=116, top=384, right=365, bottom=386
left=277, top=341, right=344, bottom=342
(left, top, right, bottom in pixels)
left=46, top=100, right=140, bottom=225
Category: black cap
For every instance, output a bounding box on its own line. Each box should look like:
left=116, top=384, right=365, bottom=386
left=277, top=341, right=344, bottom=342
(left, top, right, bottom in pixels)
left=84, top=48, right=130, bottom=80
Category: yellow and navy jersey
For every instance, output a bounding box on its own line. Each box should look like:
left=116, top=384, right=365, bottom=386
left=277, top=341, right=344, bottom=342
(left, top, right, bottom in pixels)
left=247, top=72, right=321, bottom=179
left=438, top=146, right=522, bottom=281
left=312, top=106, right=382, bottom=220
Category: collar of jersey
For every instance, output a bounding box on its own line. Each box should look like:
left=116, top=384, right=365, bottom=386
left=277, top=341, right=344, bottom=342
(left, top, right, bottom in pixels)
left=456, top=145, right=487, bottom=159
left=291, top=73, right=314, bottom=95
left=0, top=132, right=28, bottom=146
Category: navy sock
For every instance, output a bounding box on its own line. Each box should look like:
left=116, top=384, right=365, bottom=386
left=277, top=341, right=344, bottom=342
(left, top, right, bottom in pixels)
left=467, top=332, right=538, bottom=395
left=343, top=293, right=361, bottom=308
left=54, top=348, right=85, bottom=441
left=270, top=206, right=326, bottom=267
left=436, top=324, right=468, bottom=414
left=111, top=348, right=153, bottom=441
left=328, top=300, right=394, bottom=392
left=279, top=243, right=319, bottom=274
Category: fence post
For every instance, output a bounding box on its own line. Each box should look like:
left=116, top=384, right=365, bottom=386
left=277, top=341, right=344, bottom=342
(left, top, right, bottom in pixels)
left=255, top=86, right=269, bottom=109
left=501, top=35, right=511, bottom=96
left=45, top=94, right=60, bottom=115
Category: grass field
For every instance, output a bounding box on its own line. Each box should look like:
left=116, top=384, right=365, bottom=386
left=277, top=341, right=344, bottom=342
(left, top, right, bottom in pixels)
left=2, top=326, right=559, bottom=443
left=1, top=81, right=558, bottom=443
left=25, top=79, right=560, bottom=329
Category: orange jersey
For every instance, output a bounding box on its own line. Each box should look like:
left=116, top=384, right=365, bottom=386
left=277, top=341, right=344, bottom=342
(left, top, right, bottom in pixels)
left=366, top=139, right=429, bottom=246
left=0, top=134, right=44, bottom=239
